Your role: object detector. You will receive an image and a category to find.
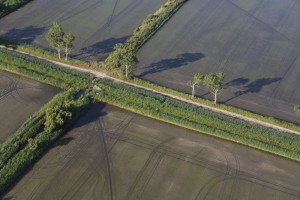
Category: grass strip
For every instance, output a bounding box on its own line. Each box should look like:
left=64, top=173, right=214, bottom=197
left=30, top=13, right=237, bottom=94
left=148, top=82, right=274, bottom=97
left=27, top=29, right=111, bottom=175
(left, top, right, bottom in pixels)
left=92, top=78, right=300, bottom=161
left=0, top=48, right=94, bottom=89
left=132, top=78, right=300, bottom=132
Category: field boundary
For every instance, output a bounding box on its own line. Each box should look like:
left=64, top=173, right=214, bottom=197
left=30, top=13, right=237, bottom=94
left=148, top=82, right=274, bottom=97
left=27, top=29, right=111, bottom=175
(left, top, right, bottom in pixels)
left=1, top=45, right=299, bottom=136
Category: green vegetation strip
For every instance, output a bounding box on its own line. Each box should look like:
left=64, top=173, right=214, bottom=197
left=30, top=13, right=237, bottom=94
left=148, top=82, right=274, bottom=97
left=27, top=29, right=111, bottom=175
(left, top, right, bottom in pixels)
left=132, top=78, right=300, bottom=132
left=104, top=0, right=187, bottom=71
left=0, top=90, right=91, bottom=194
left=0, top=48, right=93, bottom=89
left=0, top=48, right=94, bottom=195
left=93, top=78, right=300, bottom=161
left=0, top=0, right=33, bottom=17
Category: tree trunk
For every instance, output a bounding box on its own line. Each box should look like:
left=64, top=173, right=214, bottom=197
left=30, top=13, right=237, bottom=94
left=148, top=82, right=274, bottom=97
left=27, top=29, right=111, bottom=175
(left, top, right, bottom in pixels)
left=192, top=85, right=195, bottom=98
left=65, top=45, right=68, bottom=61
left=214, top=92, right=217, bottom=104
left=57, top=45, right=61, bottom=59
left=125, top=65, right=130, bottom=78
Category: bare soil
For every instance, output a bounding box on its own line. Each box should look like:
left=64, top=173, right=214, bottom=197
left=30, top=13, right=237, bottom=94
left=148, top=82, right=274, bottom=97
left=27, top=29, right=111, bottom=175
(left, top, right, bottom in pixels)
left=0, top=0, right=165, bottom=61
left=136, top=0, right=300, bottom=124
left=0, top=70, right=60, bottom=143
left=3, top=103, right=300, bottom=199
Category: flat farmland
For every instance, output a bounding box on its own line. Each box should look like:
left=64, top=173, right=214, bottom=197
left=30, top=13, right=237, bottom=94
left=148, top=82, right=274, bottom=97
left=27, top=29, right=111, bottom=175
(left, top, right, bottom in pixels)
left=0, top=70, right=60, bottom=143
left=4, top=103, right=300, bottom=200
left=0, top=0, right=165, bottom=60
left=136, top=0, right=300, bottom=123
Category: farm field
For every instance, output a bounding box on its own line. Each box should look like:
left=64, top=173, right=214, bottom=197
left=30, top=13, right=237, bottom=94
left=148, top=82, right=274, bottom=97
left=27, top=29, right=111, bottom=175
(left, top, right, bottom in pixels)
left=0, top=0, right=165, bottom=60
left=3, top=103, right=300, bottom=200
left=0, top=70, right=60, bottom=143
left=136, top=0, right=300, bottom=123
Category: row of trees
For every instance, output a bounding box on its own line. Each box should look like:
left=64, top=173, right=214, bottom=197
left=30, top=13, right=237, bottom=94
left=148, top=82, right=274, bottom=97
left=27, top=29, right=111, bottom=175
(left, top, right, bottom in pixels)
left=187, top=72, right=225, bottom=104
left=46, top=21, right=75, bottom=60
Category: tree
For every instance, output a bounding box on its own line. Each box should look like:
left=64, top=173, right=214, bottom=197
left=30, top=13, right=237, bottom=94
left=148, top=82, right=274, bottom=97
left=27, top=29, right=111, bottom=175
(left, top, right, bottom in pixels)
left=108, top=43, right=138, bottom=78
left=187, top=73, right=203, bottom=98
left=63, top=33, right=75, bottom=61
left=295, top=105, right=300, bottom=118
left=203, top=72, right=225, bottom=104
left=46, top=21, right=65, bottom=59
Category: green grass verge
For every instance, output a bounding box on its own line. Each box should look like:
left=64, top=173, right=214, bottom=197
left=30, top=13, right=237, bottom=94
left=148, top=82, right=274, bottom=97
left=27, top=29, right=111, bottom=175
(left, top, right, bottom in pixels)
left=0, top=89, right=92, bottom=195
left=132, top=78, right=300, bottom=132
left=92, top=78, right=300, bottom=161
left=0, top=47, right=94, bottom=195
left=0, top=47, right=94, bottom=89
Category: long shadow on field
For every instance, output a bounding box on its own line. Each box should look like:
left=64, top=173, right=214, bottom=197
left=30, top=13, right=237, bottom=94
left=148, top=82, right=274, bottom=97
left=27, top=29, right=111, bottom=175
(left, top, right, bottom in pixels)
left=224, top=77, right=282, bottom=103
left=138, top=52, right=205, bottom=77
left=73, top=103, right=107, bottom=129
left=74, top=36, right=129, bottom=61
left=52, top=137, right=74, bottom=147
left=2, top=26, right=46, bottom=44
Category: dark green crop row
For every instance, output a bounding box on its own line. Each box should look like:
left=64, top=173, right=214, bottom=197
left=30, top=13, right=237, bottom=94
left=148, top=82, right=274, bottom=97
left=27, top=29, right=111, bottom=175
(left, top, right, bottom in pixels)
left=92, top=78, right=300, bottom=161
left=0, top=48, right=93, bottom=89
left=0, top=90, right=92, bottom=195
left=0, top=0, right=32, bottom=17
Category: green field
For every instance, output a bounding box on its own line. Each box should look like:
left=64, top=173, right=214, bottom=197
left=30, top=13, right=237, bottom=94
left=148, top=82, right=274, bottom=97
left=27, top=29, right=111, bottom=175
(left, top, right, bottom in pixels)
left=3, top=104, right=300, bottom=199
left=0, top=0, right=166, bottom=60
left=136, top=0, right=300, bottom=124
left=0, top=70, right=59, bottom=143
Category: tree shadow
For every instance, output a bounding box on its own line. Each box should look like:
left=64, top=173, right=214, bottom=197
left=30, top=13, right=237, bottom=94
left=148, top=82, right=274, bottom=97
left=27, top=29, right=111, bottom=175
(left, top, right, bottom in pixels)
left=224, top=77, right=282, bottom=103
left=52, top=137, right=74, bottom=147
left=225, top=77, right=250, bottom=88
left=2, top=26, right=46, bottom=44
left=138, top=52, right=205, bottom=77
left=73, top=36, right=129, bottom=61
left=73, top=103, right=107, bottom=129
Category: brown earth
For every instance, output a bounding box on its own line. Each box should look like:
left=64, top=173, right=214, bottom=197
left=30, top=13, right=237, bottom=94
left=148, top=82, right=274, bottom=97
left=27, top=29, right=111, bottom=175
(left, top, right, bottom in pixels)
left=3, top=103, right=300, bottom=199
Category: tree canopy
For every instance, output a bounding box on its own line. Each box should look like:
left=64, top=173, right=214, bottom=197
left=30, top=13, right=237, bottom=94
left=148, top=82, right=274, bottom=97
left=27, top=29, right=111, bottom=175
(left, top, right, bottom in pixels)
left=203, top=72, right=225, bottom=104
left=187, top=73, right=203, bottom=98
left=46, top=21, right=65, bottom=59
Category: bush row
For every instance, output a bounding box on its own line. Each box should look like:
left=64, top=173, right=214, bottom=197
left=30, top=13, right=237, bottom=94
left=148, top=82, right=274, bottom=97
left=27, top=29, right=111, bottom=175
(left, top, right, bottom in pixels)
left=0, top=89, right=92, bottom=195
left=0, top=48, right=93, bottom=89
left=92, top=78, right=300, bottom=161
left=104, top=0, right=187, bottom=70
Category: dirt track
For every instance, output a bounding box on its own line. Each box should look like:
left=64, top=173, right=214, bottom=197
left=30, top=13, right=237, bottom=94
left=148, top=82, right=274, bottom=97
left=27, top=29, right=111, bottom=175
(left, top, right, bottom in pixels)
left=2, top=46, right=299, bottom=137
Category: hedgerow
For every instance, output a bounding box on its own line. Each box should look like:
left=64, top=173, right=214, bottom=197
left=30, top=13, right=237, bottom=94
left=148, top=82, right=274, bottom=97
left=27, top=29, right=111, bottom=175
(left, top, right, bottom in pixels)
left=92, top=78, right=300, bottom=161
left=104, top=0, right=187, bottom=71
left=0, top=90, right=92, bottom=194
